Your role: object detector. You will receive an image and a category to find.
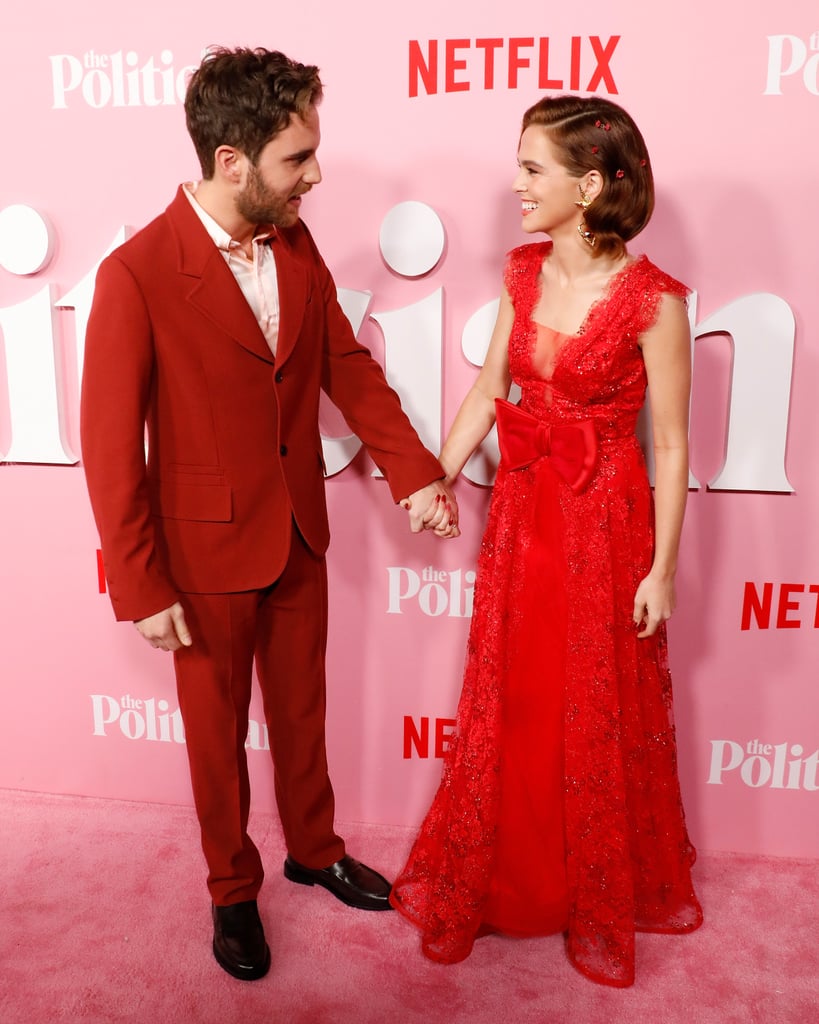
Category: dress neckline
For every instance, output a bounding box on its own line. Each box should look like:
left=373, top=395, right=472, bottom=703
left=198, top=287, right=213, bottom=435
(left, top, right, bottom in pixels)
left=526, top=248, right=645, bottom=382
left=532, top=245, right=644, bottom=341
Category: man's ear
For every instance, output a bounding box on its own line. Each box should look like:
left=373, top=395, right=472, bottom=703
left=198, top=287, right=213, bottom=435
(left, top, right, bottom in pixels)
left=213, top=145, right=245, bottom=184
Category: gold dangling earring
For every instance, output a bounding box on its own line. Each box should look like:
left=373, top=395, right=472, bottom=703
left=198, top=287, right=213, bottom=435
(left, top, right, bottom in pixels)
left=574, top=185, right=596, bottom=248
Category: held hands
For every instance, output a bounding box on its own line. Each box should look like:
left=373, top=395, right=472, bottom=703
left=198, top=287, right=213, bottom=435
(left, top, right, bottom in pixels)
left=633, top=572, right=676, bottom=639
left=134, top=601, right=193, bottom=651
left=400, top=481, right=460, bottom=539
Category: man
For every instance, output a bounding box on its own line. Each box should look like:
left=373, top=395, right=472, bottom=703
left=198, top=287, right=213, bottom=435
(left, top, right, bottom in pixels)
left=80, top=46, right=457, bottom=982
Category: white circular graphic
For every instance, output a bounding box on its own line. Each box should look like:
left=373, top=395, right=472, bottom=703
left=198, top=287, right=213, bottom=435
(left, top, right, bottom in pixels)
left=0, top=205, right=55, bottom=276
left=379, top=201, right=445, bottom=278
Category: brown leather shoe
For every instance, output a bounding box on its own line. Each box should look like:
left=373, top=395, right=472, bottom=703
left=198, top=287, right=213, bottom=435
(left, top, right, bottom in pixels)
left=212, top=900, right=271, bottom=980
left=283, top=854, right=392, bottom=911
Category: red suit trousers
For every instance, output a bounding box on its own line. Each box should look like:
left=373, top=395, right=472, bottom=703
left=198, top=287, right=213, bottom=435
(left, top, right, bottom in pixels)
left=172, top=529, right=345, bottom=905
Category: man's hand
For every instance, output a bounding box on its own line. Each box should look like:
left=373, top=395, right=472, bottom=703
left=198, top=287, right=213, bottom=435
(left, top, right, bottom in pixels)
left=134, top=602, right=192, bottom=652
left=400, top=482, right=460, bottom=538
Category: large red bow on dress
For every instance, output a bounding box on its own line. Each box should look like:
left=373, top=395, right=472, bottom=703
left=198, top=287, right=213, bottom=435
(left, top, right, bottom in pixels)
left=495, top=399, right=597, bottom=493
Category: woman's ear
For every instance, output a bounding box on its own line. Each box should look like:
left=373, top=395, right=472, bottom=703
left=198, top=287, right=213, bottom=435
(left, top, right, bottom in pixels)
left=583, top=169, right=604, bottom=202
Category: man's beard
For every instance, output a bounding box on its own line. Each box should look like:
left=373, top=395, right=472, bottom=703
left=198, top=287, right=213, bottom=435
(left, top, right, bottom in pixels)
left=236, top=164, right=304, bottom=227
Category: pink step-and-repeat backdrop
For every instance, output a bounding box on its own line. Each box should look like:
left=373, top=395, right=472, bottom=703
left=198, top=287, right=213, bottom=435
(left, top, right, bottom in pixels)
left=1, top=2, right=817, bottom=857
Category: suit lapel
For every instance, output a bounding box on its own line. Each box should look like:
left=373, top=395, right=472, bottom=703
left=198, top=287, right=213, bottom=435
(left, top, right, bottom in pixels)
left=269, top=231, right=307, bottom=368
left=166, top=187, right=275, bottom=365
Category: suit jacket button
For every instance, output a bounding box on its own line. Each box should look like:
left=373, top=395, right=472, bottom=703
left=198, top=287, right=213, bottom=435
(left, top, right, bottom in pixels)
left=275, top=370, right=283, bottom=383
left=280, top=444, right=288, bottom=456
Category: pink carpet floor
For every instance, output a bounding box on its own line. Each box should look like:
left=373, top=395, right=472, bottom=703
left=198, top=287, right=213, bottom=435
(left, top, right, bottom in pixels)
left=1, top=788, right=816, bottom=1023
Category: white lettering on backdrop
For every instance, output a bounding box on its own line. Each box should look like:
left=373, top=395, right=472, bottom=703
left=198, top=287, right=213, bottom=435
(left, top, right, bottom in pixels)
left=764, top=34, right=819, bottom=96
left=0, top=201, right=796, bottom=492
left=49, top=49, right=200, bottom=109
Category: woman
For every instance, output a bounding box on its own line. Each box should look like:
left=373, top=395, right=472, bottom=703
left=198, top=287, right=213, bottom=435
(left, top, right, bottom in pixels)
left=390, top=95, right=703, bottom=988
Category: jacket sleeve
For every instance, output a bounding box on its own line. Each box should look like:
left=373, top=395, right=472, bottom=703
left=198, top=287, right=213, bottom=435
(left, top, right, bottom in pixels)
left=301, top=226, right=444, bottom=501
left=80, top=254, right=178, bottom=621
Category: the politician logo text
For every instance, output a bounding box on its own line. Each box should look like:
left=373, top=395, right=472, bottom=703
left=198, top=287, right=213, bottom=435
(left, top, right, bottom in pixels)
left=387, top=565, right=476, bottom=617
left=764, top=33, right=819, bottom=95
left=0, top=201, right=796, bottom=494
left=91, top=693, right=270, bottom=750
left=708, top=739, right=819, bottom=790
left=50, top=48, right=200, bottom=109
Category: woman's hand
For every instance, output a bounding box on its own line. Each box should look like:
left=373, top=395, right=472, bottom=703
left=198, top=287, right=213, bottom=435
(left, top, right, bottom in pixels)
left=633, top=572, right=676, bottom=638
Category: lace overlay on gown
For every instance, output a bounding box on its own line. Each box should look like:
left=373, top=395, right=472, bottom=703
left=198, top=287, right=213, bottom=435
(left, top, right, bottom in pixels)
left=390, top=241, right=703, bottom=987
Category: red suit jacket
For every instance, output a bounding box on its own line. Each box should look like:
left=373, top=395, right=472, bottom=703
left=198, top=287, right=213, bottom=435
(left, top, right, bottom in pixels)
left=81, top=187, right=443, bottom=621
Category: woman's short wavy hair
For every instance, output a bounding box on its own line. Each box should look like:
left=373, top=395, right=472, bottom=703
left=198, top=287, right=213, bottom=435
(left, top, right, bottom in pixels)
left=521, top=95, right=654, bottom=259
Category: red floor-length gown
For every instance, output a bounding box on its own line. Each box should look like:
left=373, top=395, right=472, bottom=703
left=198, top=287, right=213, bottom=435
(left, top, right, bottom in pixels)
left=390, top=242, right=703, bottom=987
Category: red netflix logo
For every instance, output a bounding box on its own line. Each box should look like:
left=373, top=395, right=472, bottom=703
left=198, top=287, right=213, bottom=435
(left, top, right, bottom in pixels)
left=408, top=36, right=620, bottom=97
left=403, top=716, right=456, bottom=759
left=741, top=581, right=819, bottom=630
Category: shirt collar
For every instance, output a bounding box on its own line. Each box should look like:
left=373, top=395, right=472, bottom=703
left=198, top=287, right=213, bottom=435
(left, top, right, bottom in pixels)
left=183, top=182, right=275, bottom=252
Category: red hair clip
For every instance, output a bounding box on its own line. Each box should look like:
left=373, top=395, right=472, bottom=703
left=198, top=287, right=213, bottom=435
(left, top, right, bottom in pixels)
left=615, top=169, right=625, bottom=179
